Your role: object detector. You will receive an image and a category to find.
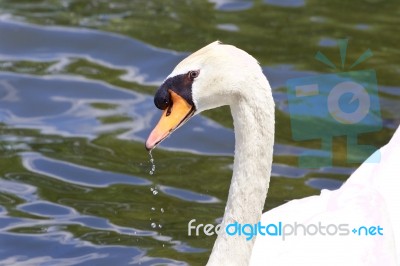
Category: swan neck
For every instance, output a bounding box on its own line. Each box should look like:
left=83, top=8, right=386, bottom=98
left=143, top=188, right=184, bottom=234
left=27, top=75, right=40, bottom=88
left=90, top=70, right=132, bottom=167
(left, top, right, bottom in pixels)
left=208, top=79, right=275, bottom=265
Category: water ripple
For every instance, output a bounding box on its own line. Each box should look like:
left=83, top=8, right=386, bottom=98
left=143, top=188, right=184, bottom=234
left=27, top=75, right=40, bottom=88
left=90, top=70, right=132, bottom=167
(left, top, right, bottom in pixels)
left=0, top=17, right=186, bottom=85
left=18, top=201, right=75, bottom=218
left=159, top=185, right=220, bottom=203
left=0, top=232, right=185, bottom=266
left=0, top=179, right=37, bottom=202
left=22, top=152, right=151, bottom=188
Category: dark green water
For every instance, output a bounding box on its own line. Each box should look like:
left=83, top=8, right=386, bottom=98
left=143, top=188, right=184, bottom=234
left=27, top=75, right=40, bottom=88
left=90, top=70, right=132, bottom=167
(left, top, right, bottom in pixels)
left=0, top=0, right=399, bottom=265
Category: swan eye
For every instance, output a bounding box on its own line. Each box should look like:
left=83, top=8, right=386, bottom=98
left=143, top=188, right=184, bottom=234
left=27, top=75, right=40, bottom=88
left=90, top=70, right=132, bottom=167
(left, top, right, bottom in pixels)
left=188, top=70, right=199, bottom=80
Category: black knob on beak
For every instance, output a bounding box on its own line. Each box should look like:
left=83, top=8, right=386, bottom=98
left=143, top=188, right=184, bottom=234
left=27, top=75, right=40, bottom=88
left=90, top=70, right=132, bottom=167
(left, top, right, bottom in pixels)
left=154, top=86, right=171, bottom=110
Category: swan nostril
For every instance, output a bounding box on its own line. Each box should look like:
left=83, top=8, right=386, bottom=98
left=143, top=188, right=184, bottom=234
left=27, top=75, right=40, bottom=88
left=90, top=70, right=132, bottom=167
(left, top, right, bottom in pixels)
left=166, top=103, right=173, bottom=116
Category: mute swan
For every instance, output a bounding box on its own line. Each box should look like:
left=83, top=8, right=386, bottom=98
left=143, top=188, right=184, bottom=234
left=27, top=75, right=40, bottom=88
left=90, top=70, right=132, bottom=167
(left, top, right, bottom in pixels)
left=145, top=41, right=399, bottom=266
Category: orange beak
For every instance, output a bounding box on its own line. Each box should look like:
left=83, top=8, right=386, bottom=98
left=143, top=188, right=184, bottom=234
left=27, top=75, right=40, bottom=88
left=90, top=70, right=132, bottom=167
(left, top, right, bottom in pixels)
left=145, top=90, right=195, bottom=150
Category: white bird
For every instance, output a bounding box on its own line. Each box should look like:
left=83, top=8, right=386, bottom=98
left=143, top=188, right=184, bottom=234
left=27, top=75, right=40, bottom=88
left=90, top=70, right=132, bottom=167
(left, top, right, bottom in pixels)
left=145, top=41, right=399, bottom=266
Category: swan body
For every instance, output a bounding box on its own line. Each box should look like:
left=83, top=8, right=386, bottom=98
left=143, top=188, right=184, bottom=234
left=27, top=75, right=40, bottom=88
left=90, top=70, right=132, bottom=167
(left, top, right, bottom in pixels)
left=145, top=41, right=400, bottom=266
left=252, top=127, right=400, bottom=265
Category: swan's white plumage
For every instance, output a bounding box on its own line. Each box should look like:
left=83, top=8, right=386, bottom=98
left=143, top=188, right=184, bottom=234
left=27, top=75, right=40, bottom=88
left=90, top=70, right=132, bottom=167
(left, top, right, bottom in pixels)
left=160, top=41, right=400, bottom=266
left=251, top=127, right=400, bottom=265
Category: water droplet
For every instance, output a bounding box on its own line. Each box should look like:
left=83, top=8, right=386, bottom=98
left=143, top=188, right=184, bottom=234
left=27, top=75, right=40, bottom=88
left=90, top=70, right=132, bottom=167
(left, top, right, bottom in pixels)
left=149, top=151, right=156, bottom=175
left=158, top=224, right=162, bottom=228
left=163, top=244, right=165, bottom=247
left=151, top=207, right=155, bottom=211
left=151, top=222, right=156, bottom=228
left=160, top=208, right=164, bottom=213
left=152, top=190, right=158, bottom=195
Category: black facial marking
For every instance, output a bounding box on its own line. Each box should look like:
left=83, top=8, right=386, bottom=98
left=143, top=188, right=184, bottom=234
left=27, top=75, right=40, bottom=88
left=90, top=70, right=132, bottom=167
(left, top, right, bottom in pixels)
left=154, top=84, right=171, bottom=110
left=154, top=71, right=198, bottom=110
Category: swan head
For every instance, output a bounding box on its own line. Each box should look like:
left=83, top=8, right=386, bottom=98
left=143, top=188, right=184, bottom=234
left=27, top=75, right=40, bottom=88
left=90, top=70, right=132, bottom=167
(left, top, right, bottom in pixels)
left=145, top=41, right=265, bottom=150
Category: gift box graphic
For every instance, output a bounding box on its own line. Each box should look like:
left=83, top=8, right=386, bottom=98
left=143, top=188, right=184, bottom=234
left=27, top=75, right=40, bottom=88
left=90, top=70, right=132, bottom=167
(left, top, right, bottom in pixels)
left=286, top=40, right=382, bottom=168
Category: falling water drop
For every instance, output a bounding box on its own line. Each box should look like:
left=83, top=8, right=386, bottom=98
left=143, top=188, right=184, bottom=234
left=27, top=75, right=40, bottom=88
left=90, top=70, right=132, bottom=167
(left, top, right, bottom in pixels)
left=149, top=151, right=156, bottom=175
left=151, top=222, right=157, bottom=228
left=150, top=187, right=158, bottom=195
left=160, top=208, right=164, bottom=213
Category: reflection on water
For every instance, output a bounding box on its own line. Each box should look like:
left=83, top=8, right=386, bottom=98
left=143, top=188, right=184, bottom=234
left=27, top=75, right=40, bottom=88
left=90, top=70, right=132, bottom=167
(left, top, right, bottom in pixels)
left=0, top=1, right=399, bottom=265
left=264, top=0, right=304, bottom=8
left=23, top=152, right=151, bottom=187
